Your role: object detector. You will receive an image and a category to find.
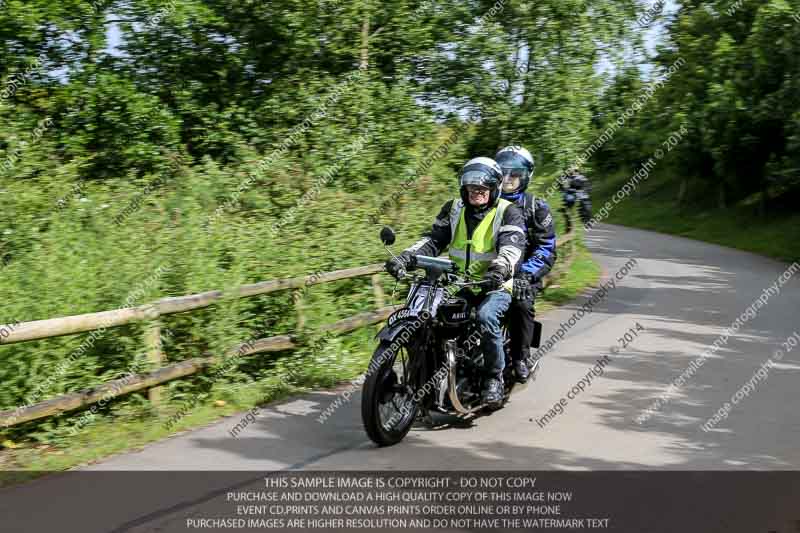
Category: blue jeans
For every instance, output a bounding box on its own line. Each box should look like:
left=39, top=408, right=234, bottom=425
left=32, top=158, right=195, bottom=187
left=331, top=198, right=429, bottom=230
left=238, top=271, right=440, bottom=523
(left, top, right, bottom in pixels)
left=476, top=290, right=511, bottom=377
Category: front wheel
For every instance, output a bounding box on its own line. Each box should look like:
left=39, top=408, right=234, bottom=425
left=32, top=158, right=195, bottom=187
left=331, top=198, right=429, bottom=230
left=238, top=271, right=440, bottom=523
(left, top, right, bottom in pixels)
left=361, top=340, right=419, bottom=446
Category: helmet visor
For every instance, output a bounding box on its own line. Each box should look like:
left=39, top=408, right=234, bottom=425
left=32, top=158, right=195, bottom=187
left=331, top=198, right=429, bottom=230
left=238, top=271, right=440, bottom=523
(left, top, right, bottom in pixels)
left=460, top=170, right=496, bottom=189
left=501, top=166, right=529, bottom=180
left=501, top=167, right=528, bottom=193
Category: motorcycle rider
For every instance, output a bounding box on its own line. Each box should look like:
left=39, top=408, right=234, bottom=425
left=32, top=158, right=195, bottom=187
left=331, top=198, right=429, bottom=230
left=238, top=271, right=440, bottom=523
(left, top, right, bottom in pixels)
left=385, top=157, right=526, bottom=406
left=559, top=167, right=592, bottom=232
left=495, top=146, right=557, bottom=382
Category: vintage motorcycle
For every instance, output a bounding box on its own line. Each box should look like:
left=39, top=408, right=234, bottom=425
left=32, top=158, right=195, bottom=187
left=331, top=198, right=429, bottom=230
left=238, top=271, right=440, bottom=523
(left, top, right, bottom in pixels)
left=361, top=227, right=541, bottom=447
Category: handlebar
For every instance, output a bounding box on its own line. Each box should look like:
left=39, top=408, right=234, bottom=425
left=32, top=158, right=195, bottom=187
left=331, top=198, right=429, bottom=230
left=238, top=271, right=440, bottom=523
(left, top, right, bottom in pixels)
left=449, top=278, right=491, bottom=288
left=390, top=254, right=456, bottom=281
left=385, top=246, right=493, bottom=289
left=414, top=255, right=456, bottom=273
left=392, top=262, right=490, bottom=289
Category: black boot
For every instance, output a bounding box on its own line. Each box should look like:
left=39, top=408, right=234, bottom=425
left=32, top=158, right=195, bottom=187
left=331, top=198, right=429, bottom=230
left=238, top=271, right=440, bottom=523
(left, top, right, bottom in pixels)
left=513, top=359, right=530, bottom=383
left=561, top=208, right=572, bottom=233
left=482, top=375, right=504, bottom=406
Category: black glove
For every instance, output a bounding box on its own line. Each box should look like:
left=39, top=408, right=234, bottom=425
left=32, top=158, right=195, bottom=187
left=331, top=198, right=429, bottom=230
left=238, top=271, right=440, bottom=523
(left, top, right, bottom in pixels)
left=482, top=267, right=506, bottom=291
left=512, top=276, right=534, bottom=301
left=385, top=252, right=416, bottom=279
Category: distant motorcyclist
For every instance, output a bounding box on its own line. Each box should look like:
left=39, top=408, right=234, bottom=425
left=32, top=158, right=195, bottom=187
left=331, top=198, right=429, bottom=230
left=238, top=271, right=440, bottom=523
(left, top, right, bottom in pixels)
left=385, top=157, right=526, bottom=406
left=495, top=146, right=557, bottom=382
left=559, top=168, right=592, bottom=232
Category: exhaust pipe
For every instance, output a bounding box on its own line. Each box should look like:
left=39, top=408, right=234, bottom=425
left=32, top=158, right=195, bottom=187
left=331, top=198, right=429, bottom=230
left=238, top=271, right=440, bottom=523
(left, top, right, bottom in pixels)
left=446, top=342, right=481, bottom=416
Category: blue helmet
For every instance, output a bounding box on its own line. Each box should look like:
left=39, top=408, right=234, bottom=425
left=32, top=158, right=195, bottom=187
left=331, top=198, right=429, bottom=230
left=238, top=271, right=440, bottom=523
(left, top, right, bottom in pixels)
left=495, top=146, right=535, bottom=194
left=459, top=157, right=503, bottom=206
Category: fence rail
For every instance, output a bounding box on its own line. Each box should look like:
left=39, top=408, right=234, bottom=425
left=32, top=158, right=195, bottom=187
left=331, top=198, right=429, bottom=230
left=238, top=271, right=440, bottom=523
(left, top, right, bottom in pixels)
left=0, top=264, right=387, bottom=345
left=0, top=233, right=575, bottom=428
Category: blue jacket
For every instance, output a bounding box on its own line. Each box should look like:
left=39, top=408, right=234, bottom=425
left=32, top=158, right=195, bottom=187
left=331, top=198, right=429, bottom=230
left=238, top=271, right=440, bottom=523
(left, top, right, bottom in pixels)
left=500, top=191, right=557, bottom=283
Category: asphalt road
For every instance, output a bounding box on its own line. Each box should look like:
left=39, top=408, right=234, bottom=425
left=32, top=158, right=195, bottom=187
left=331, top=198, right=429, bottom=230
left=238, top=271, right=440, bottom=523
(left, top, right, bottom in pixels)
left=3, top=223, right=799, bottom=532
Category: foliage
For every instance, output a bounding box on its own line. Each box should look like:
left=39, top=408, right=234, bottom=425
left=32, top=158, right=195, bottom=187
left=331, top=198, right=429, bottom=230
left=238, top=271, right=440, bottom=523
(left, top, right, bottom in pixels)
left=0, top=0, right=636, bottom=446
left=593, top=0, right=800, bottom=210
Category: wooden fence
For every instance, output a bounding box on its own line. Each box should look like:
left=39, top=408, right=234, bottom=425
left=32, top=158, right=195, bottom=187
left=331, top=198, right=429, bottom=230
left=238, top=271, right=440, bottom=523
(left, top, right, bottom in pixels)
left=0, top=233, right=576, bottom=428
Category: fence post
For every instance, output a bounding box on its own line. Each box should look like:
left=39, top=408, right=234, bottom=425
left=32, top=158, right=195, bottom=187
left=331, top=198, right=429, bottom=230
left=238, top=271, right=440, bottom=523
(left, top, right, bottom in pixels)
left=371, top=274, right=385, bottom=309
left=144, top=306, right=164, bottom=406
left=294, top=289, right=306, bottom=330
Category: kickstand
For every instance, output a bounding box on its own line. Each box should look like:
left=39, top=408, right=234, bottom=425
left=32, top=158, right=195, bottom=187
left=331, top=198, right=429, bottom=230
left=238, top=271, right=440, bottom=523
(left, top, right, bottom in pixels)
left=529, top=358, right=541, bottom=381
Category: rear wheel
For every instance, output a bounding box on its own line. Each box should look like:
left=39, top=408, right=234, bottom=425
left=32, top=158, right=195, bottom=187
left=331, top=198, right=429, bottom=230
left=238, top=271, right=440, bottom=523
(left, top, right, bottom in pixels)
left=361, top=340, right=419, bottom=446
left=497, top=325, right=517, bottom=407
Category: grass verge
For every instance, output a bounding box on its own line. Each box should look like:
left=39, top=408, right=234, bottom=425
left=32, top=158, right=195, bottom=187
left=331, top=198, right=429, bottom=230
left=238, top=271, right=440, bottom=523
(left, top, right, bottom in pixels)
left=592, top=169, right=800, bottom=263
left=538, top=235, right=601, bottom=312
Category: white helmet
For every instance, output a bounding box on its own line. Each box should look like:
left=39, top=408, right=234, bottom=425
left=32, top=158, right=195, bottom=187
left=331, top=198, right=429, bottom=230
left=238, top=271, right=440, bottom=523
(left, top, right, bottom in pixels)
left=495, top=146, right=535, bottom=193
left=459, top=157, right=504, bottom=205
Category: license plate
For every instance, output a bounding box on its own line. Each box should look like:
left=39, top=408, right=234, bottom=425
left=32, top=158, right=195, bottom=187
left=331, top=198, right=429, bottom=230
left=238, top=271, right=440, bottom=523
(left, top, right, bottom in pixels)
left=387, top=308, right=419, bottom=328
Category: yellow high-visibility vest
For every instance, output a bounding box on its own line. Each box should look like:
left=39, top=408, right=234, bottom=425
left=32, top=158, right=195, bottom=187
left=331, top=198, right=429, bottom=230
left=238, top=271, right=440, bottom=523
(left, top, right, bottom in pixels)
left=448, top=198, right=512, bottom=285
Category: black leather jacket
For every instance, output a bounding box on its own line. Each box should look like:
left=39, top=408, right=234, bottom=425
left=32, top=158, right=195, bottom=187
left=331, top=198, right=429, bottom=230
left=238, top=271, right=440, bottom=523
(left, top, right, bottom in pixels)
left=403, top=198, right=527, bottom=279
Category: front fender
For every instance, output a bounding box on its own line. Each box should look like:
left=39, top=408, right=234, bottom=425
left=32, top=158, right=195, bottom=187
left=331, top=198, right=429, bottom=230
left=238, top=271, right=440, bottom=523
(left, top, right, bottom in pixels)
left=375, top=321, right=416, bottom=344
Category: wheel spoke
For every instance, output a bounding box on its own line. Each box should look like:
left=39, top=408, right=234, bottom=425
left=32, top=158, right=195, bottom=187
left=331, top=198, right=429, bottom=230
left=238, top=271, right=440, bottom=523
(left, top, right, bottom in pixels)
left=372, top=344, right=418, bottom=433
left=391, top=395, right=405, bottom=411
left=400, top=347, right=408, bottom=386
